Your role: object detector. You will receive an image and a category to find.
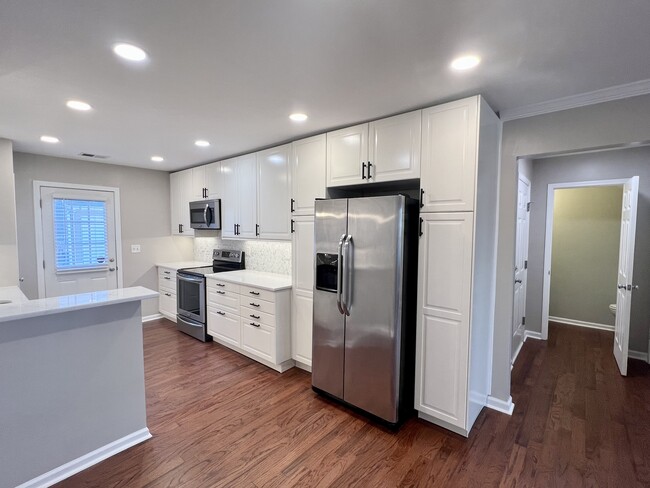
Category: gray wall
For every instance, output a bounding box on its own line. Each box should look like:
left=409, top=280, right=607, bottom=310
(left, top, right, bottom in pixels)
left=493, top=93, right=650, bottom=402
left=0, top=139, right=18, bottom=286
left=526, top=147, right=650, bottom=352
left=549, top=186, right=622, bottom=327
left=13, top=152, right=193, bottom=316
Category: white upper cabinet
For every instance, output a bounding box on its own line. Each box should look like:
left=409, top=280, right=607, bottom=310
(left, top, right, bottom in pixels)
left=326, top=124, right=368, bottom=187
left=191, top=165, right=206, bottom=200
left=291, top=134, right=326, bottom=215
left=420, top=97, right=478, bottom=213
left=258, top=144, right=291, bottom=240
left=220, top=158, right=238, bottom=238
left=326, top=111, right=421, bottom=188
left=368, top=111, right=421, bottom=183
left=170, top=168, right=194, bottom=236
left=235, top=154, right=258, bottom=239
left=205, top=162, right=222, bottom=199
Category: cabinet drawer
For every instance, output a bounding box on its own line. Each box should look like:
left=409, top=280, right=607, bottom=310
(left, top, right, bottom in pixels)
left=159, top=275, right=176, bottom=292
left=207, top=279, right=240, bottom=294
left=240, top=285, right=275, bottom=303
left=240, top=305, right=275, bottom=328
left=241, top=297, right=276, bottom=315
left=207, top=307, right=240, bottom=347
left=159, top=291, right=176, bottom=316
left=207, top=288, right=239, bottom=312
left=241, top=319, right=274, bottom=362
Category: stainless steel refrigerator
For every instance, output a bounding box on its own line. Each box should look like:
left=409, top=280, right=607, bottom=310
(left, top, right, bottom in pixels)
left=312, top=195, right=418, bottom=425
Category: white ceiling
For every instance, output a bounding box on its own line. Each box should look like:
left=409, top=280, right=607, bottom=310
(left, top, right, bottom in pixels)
left=1, top=0, right=650, bottom=171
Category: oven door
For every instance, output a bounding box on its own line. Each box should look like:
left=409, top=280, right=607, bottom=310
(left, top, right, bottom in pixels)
left=177, top=272, right=206, bottom=323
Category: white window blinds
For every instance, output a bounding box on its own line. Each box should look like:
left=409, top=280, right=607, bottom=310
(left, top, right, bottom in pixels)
left=53, top=198, right=108, bottom=271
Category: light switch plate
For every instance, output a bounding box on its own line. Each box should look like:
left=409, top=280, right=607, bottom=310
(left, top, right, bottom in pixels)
left=131, top=244, right=141, bottom=253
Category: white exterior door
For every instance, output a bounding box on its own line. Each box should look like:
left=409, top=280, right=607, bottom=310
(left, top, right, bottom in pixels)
left=291, top=134, right=326, bottom=215
left=368, top=110, right=421, bottom=183
left=613, top=176, right=639, bottom=376
left=291, top=216, right=315, bottom=367
left=326, top=123, right=369, bottom=187
left=40, top=186, right=119, bottom=297
left=258, top=144, right=291, bottom=240
left=512, top=174, right=531, bottom=361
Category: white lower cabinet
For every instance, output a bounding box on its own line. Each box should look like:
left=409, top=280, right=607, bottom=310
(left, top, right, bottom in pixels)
left=206, top=277, right=292, bottom=372
left=157, top=267, right=177, bottom=321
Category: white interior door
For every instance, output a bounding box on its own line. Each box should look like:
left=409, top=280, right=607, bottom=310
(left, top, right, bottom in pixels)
left=40, top=186, right=119, bottom=297
left=512, top=174, right=531, bottom=361
left=613, top=176, right=639, bottom=376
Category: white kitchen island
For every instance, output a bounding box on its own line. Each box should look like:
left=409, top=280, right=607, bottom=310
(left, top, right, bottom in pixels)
left=0, top=286, right=157, bottom=488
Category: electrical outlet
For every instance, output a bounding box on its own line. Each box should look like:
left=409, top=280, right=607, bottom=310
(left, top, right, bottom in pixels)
left=131, top=244, right=141, bottom=253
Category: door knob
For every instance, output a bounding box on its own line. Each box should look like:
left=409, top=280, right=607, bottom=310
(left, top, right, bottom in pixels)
left=109, top=258, right=115, bottom=262
left=628, top=284, right=639, bottom=291
left=109, top=267, right=116, bottom=272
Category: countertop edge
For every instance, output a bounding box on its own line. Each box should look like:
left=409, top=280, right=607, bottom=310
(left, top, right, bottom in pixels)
left=205, top=271, right=292, bottom=291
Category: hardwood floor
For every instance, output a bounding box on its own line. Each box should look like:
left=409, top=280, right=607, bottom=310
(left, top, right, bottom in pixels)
left=57, top=320, right=650, bottom=487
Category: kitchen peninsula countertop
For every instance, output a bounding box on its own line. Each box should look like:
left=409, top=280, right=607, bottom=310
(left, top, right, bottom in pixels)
left=206, top=270, right=292, bottom=291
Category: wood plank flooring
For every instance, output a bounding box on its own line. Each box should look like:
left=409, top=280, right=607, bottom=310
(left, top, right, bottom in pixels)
left=57, top=320, right=650, bottom=487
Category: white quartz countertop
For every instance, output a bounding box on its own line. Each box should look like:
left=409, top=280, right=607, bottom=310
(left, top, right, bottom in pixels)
left=206, top=270, right=292, bottom=291
left=0, top=286, right=158, bottom=323
left=0, top=286, right=29, bottom=304
left=156, top=261, right=211, bottom=270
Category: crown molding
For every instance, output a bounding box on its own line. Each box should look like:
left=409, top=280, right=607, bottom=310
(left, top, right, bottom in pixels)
left=500, top=79, right=650, bottom=121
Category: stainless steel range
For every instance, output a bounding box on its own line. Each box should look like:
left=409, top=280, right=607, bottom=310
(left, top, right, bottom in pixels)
left=176, top=249, right=245, bottom=341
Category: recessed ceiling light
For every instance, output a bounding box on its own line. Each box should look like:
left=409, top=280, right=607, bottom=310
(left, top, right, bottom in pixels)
left=289, top=113, right=308, bottom=122
left=450, top=55, right=481, bottom=71
left=66, top=100, right=92, bottom=111
left=40, top=135, right=59, bottom=143
left=113, top=43, right=148, bottom=62
left=151, top=156, right=164, bottom=162
left=195, top=140, right=210, bottom=147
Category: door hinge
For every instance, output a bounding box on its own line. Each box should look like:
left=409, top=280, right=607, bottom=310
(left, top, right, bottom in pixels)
left=527, top=202, right=532, bottom=212
left=524, top=260, right=528, bottom=269
left=522, top=316, right=526, bottom=325
left=39, top=199, right=42, bottom=209
left=43, top=260, right=45, bottom=269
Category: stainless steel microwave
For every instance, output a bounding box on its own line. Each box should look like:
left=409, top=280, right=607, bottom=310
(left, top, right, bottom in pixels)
left=189, top=199, right=221, bottom=230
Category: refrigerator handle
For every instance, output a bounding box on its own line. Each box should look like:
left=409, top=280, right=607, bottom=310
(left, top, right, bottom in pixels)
left=336, top=234, right=346, bottom=315
left=342, top=235, right=353, bottom=316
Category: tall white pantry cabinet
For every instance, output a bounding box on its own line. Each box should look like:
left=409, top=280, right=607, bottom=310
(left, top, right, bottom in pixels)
left=415, top=96, right=501, bottom=436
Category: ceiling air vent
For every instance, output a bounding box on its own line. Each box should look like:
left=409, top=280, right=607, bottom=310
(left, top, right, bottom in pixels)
left=78, top=152, right=110, bottom=159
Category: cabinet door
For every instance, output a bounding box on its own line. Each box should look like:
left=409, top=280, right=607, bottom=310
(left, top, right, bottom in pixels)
left=291, top=134, right=326, bottom=215
left=258, top=144, right=291, bottom=240
left=191, top=165, right=206, bottom=200
left=220, top=158, right=238, bottom=238
left=207, top=307, right=240, bottom=347
left=291, top=216, right=314, bottom=366
left=241, top=319, right=274, bottom=362
left=415, top=212, right=473, bottom=430
left=205, top=162, right=222, bottom=199
left=159, top=290, right=176, bottom=319
left=421, top=97, right=478, bottom=213
left=177, top=169, right=194, bottom=236
left=170, top=172, right=182, bottom=235
left=368, top=110, right=421, bottom=183
left=236, top=154, right=258, bottom=239
left=326, top=123, right=369, bottom=187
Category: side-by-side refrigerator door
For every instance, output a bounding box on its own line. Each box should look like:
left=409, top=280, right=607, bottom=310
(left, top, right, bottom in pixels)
left=344, top=195, right=406, bottom=423
left=312, top=198, right=348, bottom=399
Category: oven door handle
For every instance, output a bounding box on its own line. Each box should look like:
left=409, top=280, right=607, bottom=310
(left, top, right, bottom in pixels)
left=177, top=273, right=204, bottom=283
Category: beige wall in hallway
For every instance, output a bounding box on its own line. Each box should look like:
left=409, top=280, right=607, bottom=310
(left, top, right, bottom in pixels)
left=549, top=186, right=622, bottom=326
left=0, top=139, right=19, bottom=286
left=13, top=152, right=194, bottom=316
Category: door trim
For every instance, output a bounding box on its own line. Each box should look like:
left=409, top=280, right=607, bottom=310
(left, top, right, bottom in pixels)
left=541, top=178, right=627, bottom=340
left=33, top=180, right=124, bottom=298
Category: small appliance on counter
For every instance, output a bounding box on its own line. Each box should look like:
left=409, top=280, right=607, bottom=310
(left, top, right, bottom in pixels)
left=312, top=195, right=418, bottom=426
left=189, top=199, right=221, bottom=230
left=176, top=249, right=244, bottom=341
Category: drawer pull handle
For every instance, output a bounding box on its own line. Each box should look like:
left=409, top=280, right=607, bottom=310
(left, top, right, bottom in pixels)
left=164, top=271, right=171, bottom=274
left=249, top=291, right=260, bottom=296
left=250, top=322, right=261, bottom=328
left=250, top=314, right=260, bottom=319
left=216, top=311, right=226, bottom=316
left=164, top=293, right=171, bottom=297
left=216, top=290, right=225, bottom=295
left=249, top=302, right=260, bottom=307
left=164, top=277, right=171, bottom=280
left=216, top=283, right=225, bottom=287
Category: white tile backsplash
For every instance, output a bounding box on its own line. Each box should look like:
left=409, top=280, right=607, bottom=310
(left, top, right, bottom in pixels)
left=193, top=233, right=291, bottom=275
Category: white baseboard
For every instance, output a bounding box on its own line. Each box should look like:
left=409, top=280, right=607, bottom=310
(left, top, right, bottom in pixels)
left=511, top=339, right=524, bottom=367
left=142, top=313, right=163, bottom=323
left=486, top=395, right=515, bottom=415
left=629, top=350, right=649, bottom=362
left=17, top=428, right=151, bottom=488
left=524, top=330, right=543, bottom=340
left=549, top=316, right=614, bottom=332
left=294, top=360, right=312, bottom=373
